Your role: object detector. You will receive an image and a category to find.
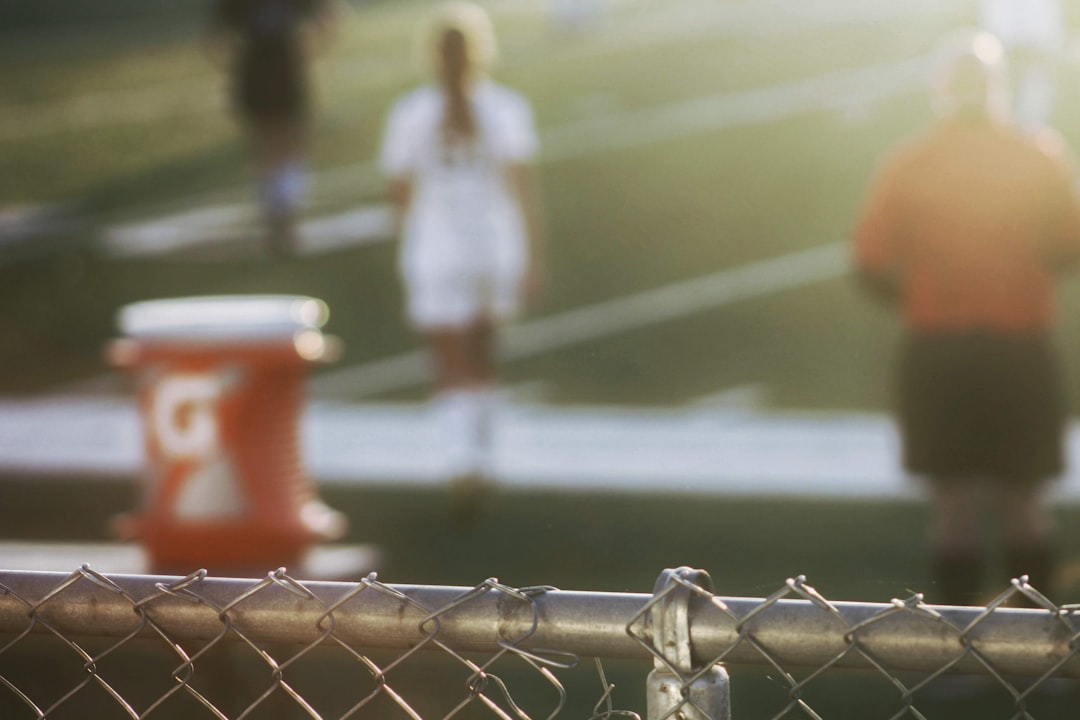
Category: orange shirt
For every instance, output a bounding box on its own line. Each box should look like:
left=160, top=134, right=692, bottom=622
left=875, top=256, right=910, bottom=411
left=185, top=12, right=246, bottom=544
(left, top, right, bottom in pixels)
left=853, top=117, right=1080, bottom=332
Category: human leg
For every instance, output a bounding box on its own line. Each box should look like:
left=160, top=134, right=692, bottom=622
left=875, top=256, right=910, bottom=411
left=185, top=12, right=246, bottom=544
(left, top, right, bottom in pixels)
left=995, top=481, right=1058, bottom=602
left=426, top=319, right=500, bottom=480
left=928, top=480, right=986, bottom=605
left=982, top=336, right=1065, bottom=600
left=425, top=319, right=501, bottom=524
left=897, top=335, right=986, bottom=604
left=250, top=118, right=308, bottom=256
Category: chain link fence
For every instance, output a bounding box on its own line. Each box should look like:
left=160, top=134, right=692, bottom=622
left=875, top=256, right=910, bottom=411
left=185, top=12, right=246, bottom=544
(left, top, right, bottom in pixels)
left=2, top=564, right=1079, bottom=719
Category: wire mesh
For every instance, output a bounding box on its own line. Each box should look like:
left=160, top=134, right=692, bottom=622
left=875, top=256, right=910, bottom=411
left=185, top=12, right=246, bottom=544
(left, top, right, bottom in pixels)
left=1, top=565, right=1079, bottom=719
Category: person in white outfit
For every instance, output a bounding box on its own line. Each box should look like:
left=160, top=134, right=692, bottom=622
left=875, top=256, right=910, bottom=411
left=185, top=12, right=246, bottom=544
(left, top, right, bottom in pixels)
left=378, top=1, right=546, bottom=515
left=978, top=0, right=1066, bottom=129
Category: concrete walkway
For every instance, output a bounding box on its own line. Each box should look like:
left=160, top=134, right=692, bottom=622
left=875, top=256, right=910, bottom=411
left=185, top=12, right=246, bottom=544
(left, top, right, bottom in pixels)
left=4, top=395, right=1080, bottom=502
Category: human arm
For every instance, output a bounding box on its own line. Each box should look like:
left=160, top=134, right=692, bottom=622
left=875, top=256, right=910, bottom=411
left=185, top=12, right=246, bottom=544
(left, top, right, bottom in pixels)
left=855, top=266, right=902, bottom=305
left=386, top=177, right=413, bottom=237
left=1038, top=133, right=1080, bottom=272
left=1045, top=190, right=1080, bottom=273
left=492, top=90, right=546, bottom=303
left=506, top=162, right=547, bottom=303
left=378, top=94, right=419, bottom=238
left=852, top=155, right=906, bottom=308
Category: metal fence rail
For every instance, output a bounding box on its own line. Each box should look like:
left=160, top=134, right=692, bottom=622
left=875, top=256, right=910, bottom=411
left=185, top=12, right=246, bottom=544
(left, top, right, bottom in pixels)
left=1, top=565, right=1079, bottom=719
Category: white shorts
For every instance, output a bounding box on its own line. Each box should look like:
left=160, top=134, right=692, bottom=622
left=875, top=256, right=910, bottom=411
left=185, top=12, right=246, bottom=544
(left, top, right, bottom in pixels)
left=403, top=255, right=526, bottom=330
left=399, top=195, right=528, bottom=330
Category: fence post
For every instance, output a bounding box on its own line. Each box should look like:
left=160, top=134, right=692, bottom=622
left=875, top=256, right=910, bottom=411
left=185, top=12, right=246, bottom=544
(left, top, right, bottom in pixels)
left=645, top=567, right=731, bottom=720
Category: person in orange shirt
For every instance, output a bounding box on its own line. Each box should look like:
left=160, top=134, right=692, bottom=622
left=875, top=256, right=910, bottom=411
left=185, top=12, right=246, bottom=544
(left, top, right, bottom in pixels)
left=853, top=30, right=1080, bottom=605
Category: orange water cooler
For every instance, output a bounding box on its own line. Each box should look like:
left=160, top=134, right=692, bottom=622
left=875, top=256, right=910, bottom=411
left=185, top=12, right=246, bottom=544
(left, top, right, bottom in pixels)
left=108, top=295, right=347, bottom=575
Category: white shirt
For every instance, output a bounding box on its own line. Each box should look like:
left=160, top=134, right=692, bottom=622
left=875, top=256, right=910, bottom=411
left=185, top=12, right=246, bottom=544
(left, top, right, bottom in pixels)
left=379, top=81, right=539, bottom=283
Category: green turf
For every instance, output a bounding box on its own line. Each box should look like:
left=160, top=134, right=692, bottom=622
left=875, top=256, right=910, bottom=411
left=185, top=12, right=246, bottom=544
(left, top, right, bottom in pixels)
left=0, top=0, right=1028, bottom=405
left=0, top=0, right=1003, bottom=407
left=3, top=478, right=1080, bottom=718
left=4, top=3, right=1080, bottom=715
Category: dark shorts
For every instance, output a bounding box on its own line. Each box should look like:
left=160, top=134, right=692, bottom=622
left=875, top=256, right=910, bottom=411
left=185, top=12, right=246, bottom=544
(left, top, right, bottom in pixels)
left=233, top=44, right=309, bottom=124
left=897, top=331, right=1066, bottom=483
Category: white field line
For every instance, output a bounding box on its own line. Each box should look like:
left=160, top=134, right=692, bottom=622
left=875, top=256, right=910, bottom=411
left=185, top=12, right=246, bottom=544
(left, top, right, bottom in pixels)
left=102, top=203, right=253, bottom=257
left=104, top=55, right=930, bottom=258
left=529, top=0, right=964, bottom=60
left=0, top=0, right=958, bottom=143
left=10, top=384, right=1080, bottom=502
left=101, top=203, right=395, bottom=258
left=309, top=242, right=849, bottom=398
left=539, top=55, right=931, bottom=162
left=319, top=54, right=933, bottom=210
left=94, top=30, right=926, bottom=395
left=103, top=53, right=898, bottom=392
left=295, top=206, right=395, bottom=255
left=316, top=52, right=933, bottom=194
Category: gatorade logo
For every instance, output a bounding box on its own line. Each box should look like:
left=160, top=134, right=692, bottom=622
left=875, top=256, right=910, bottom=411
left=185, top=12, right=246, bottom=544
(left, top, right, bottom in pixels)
left=150, top=371, right=246, bottom=519
left=153, top=374, right=222, bottom=459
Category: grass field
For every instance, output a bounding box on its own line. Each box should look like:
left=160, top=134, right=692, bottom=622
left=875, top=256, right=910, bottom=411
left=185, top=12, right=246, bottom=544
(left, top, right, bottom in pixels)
left=6, top=1, right=1080, bottom=717
left=0, top=0, right=1001, bottom=407
left=4, top=478, right=1080, bottom=718
left=3, top=0, right=1079, bottom=408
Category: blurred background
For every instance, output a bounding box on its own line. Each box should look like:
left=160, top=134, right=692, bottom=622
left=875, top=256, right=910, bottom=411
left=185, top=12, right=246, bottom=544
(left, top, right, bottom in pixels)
left=1, top=0, right=1015, bottom=406
left=10, top=0, right=1080, bottom=590
left=5, top=0, right=1080, bottom=715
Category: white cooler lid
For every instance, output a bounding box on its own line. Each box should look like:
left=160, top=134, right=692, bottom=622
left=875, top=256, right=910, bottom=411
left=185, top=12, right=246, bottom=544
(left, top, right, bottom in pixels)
left=118, top=295, right=329, bottom=340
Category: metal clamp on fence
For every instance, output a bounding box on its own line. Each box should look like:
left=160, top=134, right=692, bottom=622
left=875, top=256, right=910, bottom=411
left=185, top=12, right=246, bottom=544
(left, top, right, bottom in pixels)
left=643, top=567, right=730, bottom=720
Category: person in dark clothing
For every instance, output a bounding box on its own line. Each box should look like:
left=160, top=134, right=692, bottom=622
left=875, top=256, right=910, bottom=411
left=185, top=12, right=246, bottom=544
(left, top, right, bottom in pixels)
left=206, top=0, right=339, bottom=256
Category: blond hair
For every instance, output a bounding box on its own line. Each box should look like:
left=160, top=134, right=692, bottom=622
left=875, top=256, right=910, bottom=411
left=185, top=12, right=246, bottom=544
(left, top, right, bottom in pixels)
left=414, top=2, right=498, bottom=148
left=414, top=2, right=497, bottom=79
